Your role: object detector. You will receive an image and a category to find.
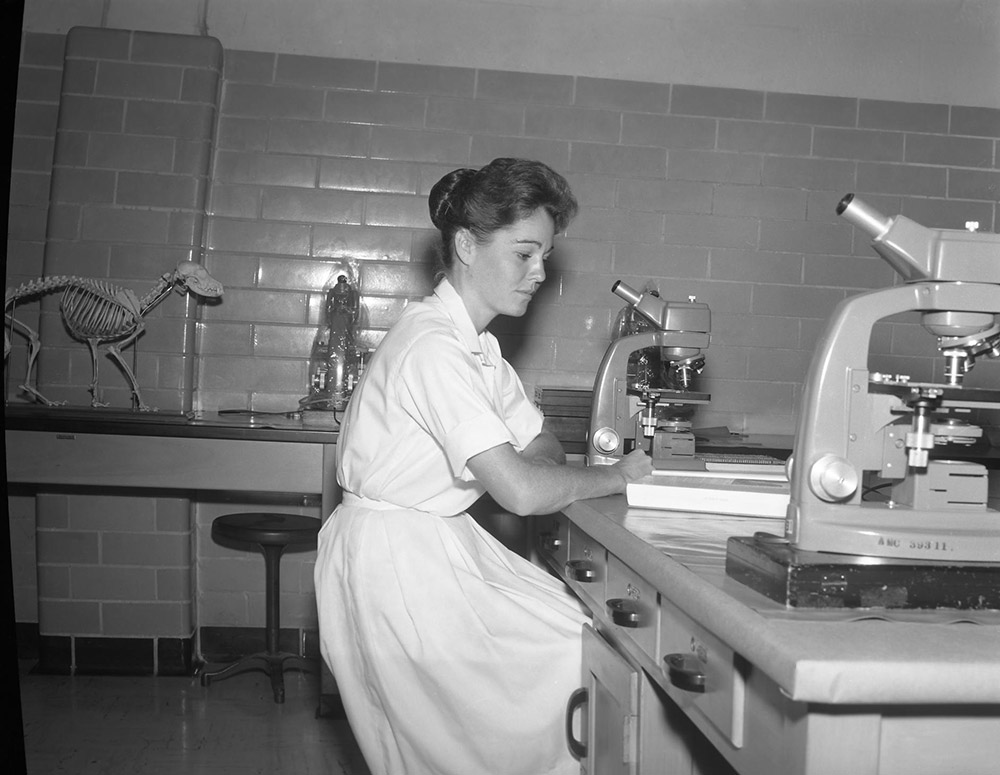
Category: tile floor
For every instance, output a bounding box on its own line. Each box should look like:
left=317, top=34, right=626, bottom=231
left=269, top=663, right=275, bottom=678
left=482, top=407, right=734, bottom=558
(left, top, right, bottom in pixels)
left=18, top=660, right=371, bottom=775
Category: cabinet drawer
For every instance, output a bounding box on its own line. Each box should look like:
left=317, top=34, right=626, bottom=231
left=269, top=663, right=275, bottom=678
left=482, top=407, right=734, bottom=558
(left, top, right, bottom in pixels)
left=536, top=511, right=570, bottom=572
left=564, top=523, right=606, bottom=615
left=604, top=554, right=658, bottom=661
left=659, top=598, right=745, bottom=747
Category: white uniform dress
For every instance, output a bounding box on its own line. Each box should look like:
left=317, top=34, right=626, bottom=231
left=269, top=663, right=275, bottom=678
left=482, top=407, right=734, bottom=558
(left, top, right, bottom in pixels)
left=315, top=279, right=588, bottom=775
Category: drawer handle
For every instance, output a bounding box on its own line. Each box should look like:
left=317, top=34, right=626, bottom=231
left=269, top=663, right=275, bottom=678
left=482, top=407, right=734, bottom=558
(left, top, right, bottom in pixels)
left=540, top=533, right=563, bottom=553
left=565, top=559, right=595, bottom=582
left=565, top=687, right=587, bottom=760
left=664, top=652, right=706, bottom=693
left=606, top=598, right=642, bottom=628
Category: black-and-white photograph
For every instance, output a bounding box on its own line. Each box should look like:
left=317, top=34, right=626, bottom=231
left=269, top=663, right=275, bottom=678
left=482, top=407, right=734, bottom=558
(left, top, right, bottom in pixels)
left=6, top=1, right=1000, bottom=773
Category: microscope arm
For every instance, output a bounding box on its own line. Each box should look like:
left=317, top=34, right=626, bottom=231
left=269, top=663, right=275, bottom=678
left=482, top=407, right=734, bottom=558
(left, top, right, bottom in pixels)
left=590, top=332, right=664, bottom=459
left=790, top=281, right=1000, bottom=531
left=589, top=329, right=710, bottom=461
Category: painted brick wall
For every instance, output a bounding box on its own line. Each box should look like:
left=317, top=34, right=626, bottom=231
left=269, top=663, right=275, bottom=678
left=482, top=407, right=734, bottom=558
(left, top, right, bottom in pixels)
left=7, top=31, right=63, bottom=399
left=34, top=491, right=194, bottom=672
left=200, top=50, right=1000, bottom=432
left=8, top=493, right=38, bottom=625
left=10, top=27, right=222, bottom=412
left=35, top=492, right=193, bottom=635
left=7, top=28, right=1000, bottom=645
left=9, top=28, right=1000, bottom=427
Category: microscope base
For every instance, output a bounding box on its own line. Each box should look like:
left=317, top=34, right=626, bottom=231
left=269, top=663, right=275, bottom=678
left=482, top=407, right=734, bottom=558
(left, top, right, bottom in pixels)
left=725, top=534, right=1000, bottom=610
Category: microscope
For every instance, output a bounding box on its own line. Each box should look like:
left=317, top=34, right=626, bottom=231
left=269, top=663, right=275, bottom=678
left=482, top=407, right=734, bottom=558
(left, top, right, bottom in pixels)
left=727, top=194, right=1000, bottom=609
left=588, top=281, right=711, bottom=468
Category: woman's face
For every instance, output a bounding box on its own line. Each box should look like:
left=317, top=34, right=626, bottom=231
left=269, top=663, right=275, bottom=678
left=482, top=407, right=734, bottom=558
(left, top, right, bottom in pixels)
left=458, top=208, right=556, bottom=332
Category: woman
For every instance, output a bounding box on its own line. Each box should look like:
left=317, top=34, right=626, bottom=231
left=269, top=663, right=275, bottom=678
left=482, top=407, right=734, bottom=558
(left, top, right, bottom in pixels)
left=315, top=158, right=651, bottom=775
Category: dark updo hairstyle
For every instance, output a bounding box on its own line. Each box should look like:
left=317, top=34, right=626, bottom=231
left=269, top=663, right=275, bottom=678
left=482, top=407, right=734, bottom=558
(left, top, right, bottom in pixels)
left=428, top=158, right=578, bottom=270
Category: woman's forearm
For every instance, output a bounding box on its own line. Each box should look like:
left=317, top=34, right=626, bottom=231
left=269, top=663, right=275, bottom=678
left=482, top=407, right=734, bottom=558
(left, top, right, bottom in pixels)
left=468, top=442, right=650, bottom=516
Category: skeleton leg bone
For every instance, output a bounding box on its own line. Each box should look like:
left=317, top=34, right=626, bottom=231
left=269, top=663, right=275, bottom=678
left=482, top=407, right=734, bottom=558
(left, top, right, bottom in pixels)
left=86, top=340, right=110, bottom=407
left=5, top=314, right=65, bottom=406
left=105, top=343, right=152, bottom=412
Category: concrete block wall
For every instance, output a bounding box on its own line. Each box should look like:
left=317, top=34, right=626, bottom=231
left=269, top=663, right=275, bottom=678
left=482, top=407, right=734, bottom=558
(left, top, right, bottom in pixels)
left=11, top=27, right=223, bottom=412
left=7, top=27, right=229, bottom=674
left=34, top=491, right=194, bottom=674
left=6, top=27, right=1000, bottom=669
left=7, top=30, right=64, bottom=637
left=8, top=493, right=38, bottom=627
left=9, top=28, right=1000, bottom=426
left=200, top=50, right=1000, bottom=430
left=7, top=31, right=63, bottom=398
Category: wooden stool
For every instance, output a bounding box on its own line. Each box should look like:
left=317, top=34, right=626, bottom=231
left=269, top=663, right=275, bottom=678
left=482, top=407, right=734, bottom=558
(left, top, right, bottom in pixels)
left=200, top=512, right=321, bottom=703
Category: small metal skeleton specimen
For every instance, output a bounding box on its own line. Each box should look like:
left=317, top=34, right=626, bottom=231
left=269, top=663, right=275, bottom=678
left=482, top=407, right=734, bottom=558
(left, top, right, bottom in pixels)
left=4, top=260, right=223, bottom=410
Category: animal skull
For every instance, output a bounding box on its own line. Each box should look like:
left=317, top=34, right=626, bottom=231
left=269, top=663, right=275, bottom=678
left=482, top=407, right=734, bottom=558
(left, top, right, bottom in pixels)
left=174, top=261, right=224, bottom=298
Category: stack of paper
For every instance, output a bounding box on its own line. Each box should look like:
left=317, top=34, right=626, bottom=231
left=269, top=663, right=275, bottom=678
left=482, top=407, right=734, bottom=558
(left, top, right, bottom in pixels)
left=626, top=468, right=789, bottom=518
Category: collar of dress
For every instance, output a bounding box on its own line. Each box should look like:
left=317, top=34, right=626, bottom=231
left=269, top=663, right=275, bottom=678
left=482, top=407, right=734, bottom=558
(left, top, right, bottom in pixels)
left=431, top=279, right=496, bottom=368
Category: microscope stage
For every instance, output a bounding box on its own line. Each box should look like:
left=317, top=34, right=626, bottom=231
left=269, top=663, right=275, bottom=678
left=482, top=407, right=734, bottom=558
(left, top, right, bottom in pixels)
left=868, top=379, right=1000, bottom=407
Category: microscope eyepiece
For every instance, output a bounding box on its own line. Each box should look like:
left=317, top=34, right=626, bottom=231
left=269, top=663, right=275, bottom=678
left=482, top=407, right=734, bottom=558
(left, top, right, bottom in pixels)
left=836, top=194, right=893, bottom=240
left=836, top=193, right=854, bottom=215
left=612, top=281, right=643, bottom=307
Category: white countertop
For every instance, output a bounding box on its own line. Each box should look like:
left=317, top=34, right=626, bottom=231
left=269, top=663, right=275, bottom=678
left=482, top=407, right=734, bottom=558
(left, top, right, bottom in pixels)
left=563, top=495, right=1000, bottom=705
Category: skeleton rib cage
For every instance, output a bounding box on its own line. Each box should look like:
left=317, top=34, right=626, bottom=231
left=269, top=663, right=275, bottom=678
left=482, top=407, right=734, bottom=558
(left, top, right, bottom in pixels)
left=60, top=280, right=142, bottom=342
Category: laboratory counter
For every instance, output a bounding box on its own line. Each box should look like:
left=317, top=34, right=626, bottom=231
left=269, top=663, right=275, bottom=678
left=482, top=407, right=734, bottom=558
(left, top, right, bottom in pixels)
left=6, top=402, right=344, bottom=694
left=539, top=494, right=1000, bottom=775
left=3, top=403, right=341, bottom=441
left=5, top=404, right=341, bottom=513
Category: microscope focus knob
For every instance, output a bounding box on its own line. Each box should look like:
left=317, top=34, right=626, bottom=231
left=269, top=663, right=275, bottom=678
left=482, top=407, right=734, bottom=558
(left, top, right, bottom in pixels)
left=808, top=454, right=859, bottom=502
left=592, top=426, right=621, bottom=455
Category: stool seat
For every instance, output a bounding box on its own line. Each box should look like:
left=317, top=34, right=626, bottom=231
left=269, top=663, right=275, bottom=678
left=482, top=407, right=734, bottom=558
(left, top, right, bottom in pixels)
left=200, top=512, right=322, bottom=703
left=212, top=512, right=321, bottom=546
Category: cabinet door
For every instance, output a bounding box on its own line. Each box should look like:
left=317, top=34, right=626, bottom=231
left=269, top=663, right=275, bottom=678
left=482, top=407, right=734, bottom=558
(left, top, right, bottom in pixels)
left=572, top=625, right=732, bottom=775
left=573, top=624, right=639, bottom=775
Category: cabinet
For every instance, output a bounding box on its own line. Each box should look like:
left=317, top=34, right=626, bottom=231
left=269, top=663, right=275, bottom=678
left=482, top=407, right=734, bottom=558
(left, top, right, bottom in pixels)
left=659, top=596, right=746, bottom=748
left=537, top=511, right=736, bottom=775
left=5, top=407, right=343, bottom=703
left=537, top=496, right=1000, bottom=775
left=567, top=624, right=732, bottom=775
left=569, top=624, right=637, bottom=775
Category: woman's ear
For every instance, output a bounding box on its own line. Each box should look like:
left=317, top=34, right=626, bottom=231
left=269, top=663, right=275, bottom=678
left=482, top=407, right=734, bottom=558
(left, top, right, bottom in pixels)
left=454, top=228, right=475, bottom=267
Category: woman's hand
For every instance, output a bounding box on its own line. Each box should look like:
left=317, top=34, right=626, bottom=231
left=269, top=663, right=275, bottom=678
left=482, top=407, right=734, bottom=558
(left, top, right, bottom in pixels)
left=611, top=449, right=653, bottom=488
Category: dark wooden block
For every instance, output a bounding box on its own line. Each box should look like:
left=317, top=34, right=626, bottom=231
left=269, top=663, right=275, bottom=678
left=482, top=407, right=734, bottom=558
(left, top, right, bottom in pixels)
left=726, top=534, right=1000, bottom=610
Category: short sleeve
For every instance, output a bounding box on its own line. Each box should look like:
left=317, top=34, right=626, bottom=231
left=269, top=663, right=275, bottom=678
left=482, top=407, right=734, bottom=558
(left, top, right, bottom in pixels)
left=498, top=358, right=544, bottom=450
left=394, top=333, right=521, bottom=479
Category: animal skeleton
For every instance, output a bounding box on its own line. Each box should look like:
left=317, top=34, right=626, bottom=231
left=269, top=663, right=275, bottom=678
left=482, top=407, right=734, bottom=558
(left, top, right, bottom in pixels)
left=4, top=260, right=223, bottom=410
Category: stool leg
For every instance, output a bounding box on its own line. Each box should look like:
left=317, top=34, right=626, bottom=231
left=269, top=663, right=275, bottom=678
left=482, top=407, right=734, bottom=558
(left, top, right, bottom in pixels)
left=262, top=543, right=284, bottom=657
left=201, top=539, right=317, bottom=704
left=200, top=654, right=270, bottom=687
left=261, top=543, right=285, bottom=701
